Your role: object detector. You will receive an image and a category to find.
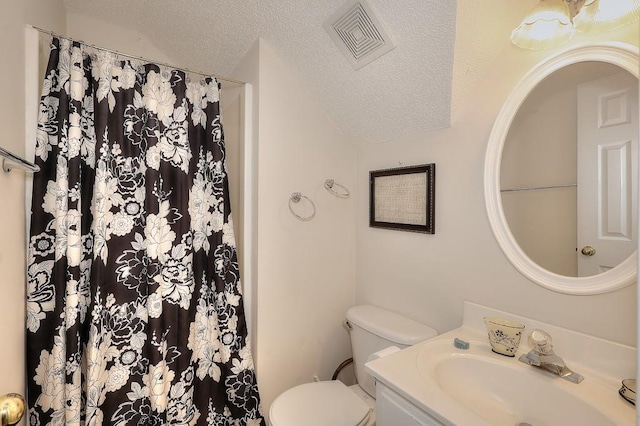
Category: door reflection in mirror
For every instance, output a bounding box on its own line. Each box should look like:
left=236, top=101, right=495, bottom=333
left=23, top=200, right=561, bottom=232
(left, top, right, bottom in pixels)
left=501, top=61, right=638, bottom=277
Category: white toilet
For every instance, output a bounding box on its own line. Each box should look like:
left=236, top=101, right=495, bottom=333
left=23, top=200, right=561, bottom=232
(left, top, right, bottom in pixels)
left=269, top=305, right=437, bottom=426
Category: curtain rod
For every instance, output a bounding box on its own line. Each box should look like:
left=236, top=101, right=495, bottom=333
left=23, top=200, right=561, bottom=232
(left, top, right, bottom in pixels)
left=29, top=25, right=246, bottom=86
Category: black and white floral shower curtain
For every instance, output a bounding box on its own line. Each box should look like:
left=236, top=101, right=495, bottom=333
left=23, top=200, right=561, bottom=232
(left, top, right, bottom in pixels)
left=27, top=36, right=264, bottom=426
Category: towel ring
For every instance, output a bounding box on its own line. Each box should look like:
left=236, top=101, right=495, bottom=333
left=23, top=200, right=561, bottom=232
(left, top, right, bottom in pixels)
left=289, top=192, right=316, bottom=221
left=324, top=179, right=350, bottom=198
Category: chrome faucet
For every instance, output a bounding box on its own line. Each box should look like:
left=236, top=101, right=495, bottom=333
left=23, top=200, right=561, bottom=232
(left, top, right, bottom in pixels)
left=518, top=330, right=584, bottom=384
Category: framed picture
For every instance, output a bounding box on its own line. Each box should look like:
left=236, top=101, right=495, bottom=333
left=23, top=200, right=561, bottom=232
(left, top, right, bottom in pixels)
left=369, top=163, right=435, bottom=234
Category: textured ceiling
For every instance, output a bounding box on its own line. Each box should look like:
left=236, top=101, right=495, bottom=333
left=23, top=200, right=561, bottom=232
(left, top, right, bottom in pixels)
left=63, top=0, right=457, bottom=144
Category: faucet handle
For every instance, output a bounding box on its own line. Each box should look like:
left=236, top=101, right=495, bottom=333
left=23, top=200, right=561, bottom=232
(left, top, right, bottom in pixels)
left=528, top=329, right=554, bottom=355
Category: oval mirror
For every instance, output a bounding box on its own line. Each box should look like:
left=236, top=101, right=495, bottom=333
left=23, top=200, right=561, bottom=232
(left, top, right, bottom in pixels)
left=485, top=43, right=639, bottom=295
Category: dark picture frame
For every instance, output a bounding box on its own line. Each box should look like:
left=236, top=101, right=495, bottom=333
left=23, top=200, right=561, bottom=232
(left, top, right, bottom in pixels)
left=369, top=164, right=435, bottom=234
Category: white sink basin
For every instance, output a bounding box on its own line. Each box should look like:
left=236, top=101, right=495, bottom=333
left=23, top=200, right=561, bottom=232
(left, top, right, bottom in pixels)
left=366, top=327, right=635, bottom=426
left=416, top=339, right=631, bottom=425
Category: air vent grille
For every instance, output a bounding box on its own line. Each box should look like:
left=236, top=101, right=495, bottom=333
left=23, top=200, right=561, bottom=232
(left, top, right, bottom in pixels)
left=324, top=0, right=396, bottom=70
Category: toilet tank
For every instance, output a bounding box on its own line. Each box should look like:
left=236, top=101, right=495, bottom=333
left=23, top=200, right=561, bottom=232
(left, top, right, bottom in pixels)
left=346, top=305, right=437, bottom=397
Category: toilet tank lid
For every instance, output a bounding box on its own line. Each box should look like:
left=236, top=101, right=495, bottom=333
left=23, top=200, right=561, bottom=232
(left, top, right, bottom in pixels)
left=346, top=305, right=437, bottom=345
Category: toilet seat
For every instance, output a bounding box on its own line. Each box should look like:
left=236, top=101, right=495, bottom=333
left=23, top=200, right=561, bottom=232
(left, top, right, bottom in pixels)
left=269, top=380, right=371, bottom=426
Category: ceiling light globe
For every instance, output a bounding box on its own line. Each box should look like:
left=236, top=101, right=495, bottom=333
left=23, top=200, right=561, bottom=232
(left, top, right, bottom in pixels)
left=573, top=0, right=640, bottom=32
left=511, top=0, right=575, bottom=50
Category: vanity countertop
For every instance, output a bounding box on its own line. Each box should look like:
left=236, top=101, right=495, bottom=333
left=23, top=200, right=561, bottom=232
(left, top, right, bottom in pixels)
left=365, top=302, right=636, bottom=426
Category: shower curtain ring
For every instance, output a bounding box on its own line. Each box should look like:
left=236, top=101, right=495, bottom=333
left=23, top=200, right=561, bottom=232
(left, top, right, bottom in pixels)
left=289, top=192, right=316, bottom=221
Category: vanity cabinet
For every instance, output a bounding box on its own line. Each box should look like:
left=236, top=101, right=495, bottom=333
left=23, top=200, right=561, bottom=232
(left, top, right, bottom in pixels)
left=375, top=382, right=443, bottom=426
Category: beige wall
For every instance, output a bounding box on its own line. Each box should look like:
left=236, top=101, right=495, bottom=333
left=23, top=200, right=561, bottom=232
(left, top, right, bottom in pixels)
left=0, top=0, right=66, bottom=409
left=450, top=0, right=539, bottom=121
left=355, top=8, right=640, bottom=347
left=228, top=38, right=361, bottom=416
left=246, top=39, right=358, bottom=415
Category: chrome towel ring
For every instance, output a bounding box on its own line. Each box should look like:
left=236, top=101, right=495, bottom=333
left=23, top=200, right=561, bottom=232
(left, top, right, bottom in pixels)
left=324, top=179, right=350, bottom=198
left=289, top=192, right=316, bottom=221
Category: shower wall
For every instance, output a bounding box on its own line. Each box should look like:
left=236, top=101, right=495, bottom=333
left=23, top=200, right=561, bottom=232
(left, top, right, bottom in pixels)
left=230, top=39, right=358, bottom=416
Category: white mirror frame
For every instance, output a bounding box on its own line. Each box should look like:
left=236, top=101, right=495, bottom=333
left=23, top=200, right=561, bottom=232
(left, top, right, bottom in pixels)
left=485, top=42, right=639, bottom=295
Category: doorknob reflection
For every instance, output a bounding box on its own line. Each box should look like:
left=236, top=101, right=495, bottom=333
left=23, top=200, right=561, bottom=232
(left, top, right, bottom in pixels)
left=0, top=393, right=24, bottom=426
left=581, top=246, right=596, bottom=256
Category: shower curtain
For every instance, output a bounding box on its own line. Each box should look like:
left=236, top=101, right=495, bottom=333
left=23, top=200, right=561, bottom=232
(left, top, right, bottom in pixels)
left=26, top=37, right=264, bottom=426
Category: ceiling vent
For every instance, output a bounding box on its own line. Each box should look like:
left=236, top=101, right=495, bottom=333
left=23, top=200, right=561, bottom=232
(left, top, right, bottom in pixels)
left=324, top=0, right=396, bottom=70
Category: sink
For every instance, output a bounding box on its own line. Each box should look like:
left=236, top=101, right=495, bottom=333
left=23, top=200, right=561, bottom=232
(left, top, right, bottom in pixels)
left=366, top=321, right=636, bottom=426
left=416, top=339, right=630, bottom=425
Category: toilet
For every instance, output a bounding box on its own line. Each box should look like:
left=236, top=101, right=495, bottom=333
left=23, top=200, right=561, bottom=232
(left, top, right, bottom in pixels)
left=269, top=305, right=437, bottom=426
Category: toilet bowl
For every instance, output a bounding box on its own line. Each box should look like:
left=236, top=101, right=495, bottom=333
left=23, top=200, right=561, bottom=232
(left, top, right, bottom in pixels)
left=268, top=305, right=437, bottom=426
left=269, top=380, right=375, bottom=426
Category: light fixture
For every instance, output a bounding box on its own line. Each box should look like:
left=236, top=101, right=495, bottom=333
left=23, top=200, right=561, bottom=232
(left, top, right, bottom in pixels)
left=511, top=0, right=574, bottom=50
left=573, top=0, right=640, bottom=32
left=511, top=0, right=640, bottom=50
